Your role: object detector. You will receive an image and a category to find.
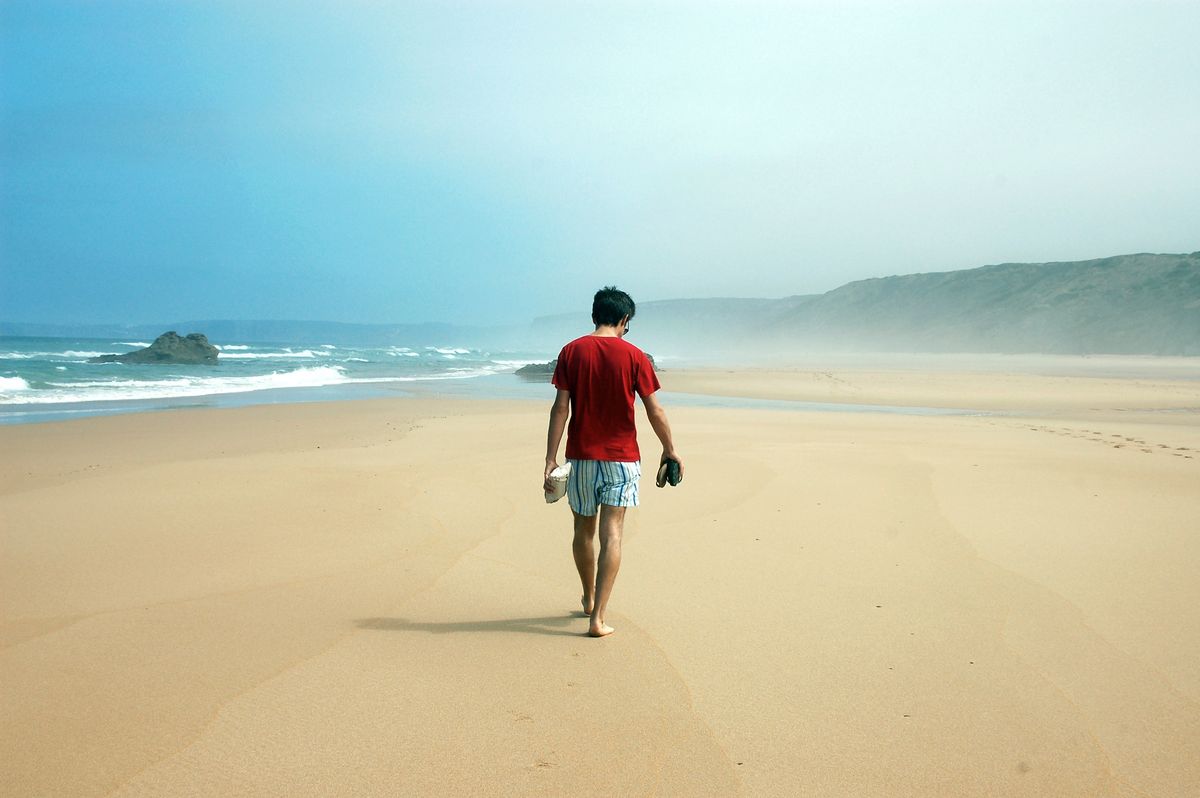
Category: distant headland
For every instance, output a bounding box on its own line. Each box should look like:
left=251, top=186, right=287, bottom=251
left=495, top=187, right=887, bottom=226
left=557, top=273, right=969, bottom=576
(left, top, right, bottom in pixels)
left=7, top=251, right=1199, bottom=357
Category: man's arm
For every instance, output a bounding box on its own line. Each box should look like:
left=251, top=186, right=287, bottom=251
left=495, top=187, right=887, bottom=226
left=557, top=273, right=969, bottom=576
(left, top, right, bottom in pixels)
left=641, top=391, right=684, bottom=478
left=544, top=388, right=571, bottom=492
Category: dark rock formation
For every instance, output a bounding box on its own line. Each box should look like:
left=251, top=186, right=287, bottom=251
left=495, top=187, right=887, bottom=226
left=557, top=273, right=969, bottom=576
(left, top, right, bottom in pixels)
left=89, top=332, right=219, bottom=365
left=515, top=360, right=556, bottom=379
left=515, top=353, right=657, bottom=381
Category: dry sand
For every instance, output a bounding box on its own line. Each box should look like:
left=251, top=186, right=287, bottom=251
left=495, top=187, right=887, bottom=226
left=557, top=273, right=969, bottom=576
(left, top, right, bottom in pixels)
left=2, top=364, right=1199, bottom=796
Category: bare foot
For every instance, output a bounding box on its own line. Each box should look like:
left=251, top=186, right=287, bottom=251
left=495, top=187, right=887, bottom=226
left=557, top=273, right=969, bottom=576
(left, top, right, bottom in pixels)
left=580, top=596, right=594, bottom=617
left=588, top=621, right=614, bottom=638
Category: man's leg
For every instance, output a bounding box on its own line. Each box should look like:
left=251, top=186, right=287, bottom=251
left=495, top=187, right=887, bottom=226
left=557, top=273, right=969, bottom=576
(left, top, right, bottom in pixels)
left=572, top=511, right=597, bottom=616
left=590, top=504, right=626, bottom=637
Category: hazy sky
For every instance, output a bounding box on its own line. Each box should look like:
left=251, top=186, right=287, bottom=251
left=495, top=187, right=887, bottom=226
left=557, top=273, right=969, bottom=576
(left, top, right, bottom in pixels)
left=2, top=1, right=1198, bottom=326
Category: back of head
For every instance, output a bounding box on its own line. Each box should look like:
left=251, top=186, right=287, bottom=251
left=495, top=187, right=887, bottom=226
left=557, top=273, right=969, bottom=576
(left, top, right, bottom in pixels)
left=592, top=286, right=636, bottom=326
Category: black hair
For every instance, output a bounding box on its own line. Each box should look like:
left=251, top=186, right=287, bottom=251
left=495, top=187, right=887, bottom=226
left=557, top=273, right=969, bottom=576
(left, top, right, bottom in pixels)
left=591, top=286, right=636, bottom=326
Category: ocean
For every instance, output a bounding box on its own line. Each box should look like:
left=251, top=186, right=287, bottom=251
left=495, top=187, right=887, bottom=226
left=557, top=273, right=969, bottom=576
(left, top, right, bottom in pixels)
left=0, top=335, right=1007, bottom=425
left=0, top=336, right=558, bottom=425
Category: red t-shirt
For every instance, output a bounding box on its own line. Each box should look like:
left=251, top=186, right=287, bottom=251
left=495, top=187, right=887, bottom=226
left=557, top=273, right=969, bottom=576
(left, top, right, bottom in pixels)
left=552, top=335, right=661, bottom=462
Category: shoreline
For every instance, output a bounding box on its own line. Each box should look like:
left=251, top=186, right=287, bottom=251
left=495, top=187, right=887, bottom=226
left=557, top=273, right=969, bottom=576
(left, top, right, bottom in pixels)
left=4, top=352, right=1199, bottom=427
left=664, top=365, right=1200, bottom=421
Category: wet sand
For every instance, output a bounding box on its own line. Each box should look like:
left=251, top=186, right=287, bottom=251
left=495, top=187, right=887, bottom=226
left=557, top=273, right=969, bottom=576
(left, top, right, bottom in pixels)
left=2, top=364, right=1199, bottom=796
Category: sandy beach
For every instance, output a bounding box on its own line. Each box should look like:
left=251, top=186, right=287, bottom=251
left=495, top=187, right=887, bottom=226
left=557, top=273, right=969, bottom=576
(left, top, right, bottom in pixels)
left=3, top=364, right=1199, bottom=797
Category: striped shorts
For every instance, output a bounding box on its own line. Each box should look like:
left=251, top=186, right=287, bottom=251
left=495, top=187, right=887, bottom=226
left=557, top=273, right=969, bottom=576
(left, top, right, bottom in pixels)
left=567, top=459, right=641, bottom=516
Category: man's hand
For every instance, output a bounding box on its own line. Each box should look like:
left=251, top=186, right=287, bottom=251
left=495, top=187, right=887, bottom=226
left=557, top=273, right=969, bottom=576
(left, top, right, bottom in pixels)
left=643, top=392, right=681, bottom=481
left=544, top=389, right=570, bottom=494
left=661, top=450, right=685, bottom=480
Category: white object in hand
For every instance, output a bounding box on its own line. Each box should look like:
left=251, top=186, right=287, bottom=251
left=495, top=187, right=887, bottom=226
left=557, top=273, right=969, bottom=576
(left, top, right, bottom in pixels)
left=545, top=463, right=571, bottom=503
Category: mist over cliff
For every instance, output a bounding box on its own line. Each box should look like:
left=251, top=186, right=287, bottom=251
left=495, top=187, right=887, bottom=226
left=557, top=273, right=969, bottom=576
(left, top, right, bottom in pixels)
left=534, top=252, right=1200, bottom=357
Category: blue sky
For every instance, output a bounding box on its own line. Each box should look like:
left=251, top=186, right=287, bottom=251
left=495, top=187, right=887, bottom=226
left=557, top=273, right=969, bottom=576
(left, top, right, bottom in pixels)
left=2, top=1, right=1198, bottom=326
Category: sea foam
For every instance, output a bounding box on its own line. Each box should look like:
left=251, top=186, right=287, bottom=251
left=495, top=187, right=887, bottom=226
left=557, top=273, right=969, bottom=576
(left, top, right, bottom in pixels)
left=0, top=376, right=32, bottom=393
left=218, top=349, right=330, bottom=360
left=1, top=350, right=106, bottom=360
left=2, top=366, right=349, bottom=404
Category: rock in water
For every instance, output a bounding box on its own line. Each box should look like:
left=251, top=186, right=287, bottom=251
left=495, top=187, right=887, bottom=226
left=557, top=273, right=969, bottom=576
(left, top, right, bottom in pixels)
left=515, top=359, right=557, bottom=379
left=89, top=332, right=219, bottom=365
left=515, top=353, right=656, bottom=381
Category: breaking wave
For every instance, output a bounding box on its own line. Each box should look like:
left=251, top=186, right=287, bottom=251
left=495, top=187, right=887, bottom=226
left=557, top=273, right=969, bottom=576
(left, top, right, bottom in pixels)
left=1, top=366, right=351, bottom=405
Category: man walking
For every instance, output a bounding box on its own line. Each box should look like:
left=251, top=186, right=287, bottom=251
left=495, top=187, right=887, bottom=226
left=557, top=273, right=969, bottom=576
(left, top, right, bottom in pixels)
left=543, top=286, right=683, bottom=637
